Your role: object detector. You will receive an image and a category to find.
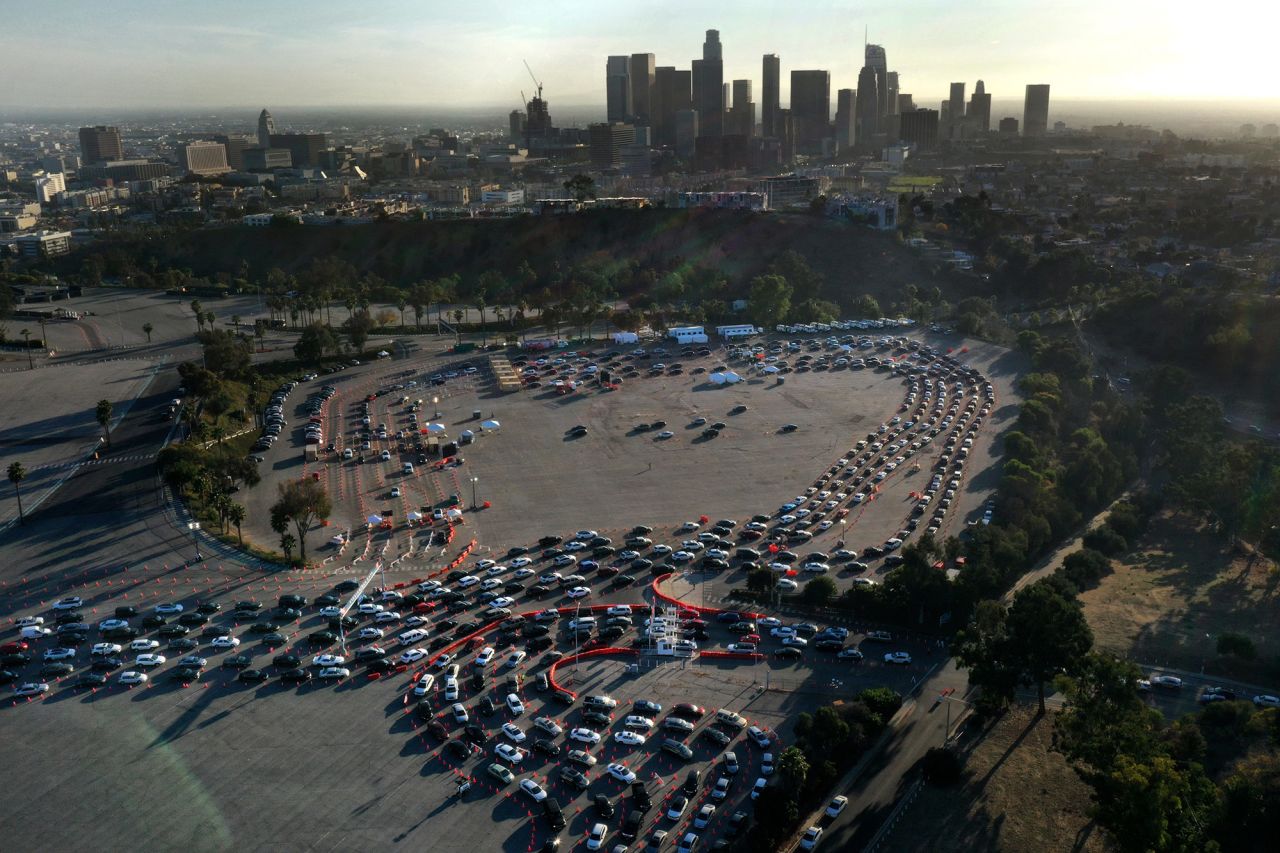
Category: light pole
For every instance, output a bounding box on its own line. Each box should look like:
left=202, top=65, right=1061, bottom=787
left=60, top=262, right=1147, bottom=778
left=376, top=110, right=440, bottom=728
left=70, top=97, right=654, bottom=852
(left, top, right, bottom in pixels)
left=938, top=691, right=970, bottom=746
left=21, top=329, right=33, bottom=369
left=470, top=475, right=478, bottom=510
left=188, top=521, right=202, bottom=563
left=433, top=396, right=440, bottom=419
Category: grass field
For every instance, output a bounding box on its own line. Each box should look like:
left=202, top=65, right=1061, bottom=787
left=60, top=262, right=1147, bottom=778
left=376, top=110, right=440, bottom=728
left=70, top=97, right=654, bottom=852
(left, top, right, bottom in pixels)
left=886, top=706, right=1110, bottom=853
left=888, top=176, right=946, bottom=193
left=1078, top=511, right=1280, bottom=682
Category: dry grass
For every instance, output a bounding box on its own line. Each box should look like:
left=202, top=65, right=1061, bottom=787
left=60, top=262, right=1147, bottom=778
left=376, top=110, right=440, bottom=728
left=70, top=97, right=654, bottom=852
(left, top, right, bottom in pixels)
left=1078, top=512, right=1280, bottom=681
left=886, top=706, right=1110, bottom=853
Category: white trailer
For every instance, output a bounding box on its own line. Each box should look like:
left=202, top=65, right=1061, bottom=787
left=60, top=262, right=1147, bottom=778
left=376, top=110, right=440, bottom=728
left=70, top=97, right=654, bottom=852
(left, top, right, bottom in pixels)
left=715, top=324, right=759, bottom=340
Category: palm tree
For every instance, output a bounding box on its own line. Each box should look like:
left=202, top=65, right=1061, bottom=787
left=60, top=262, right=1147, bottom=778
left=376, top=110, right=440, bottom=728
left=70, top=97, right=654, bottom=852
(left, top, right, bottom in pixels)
left=397, top=296, right=408, bottom=330
left=231, top=314, right=241, bottom=329
left=95, top=399, right=113, bottom=448
left=7, top=461, right=27, bottom=524
left=209, top=425, right=226, bottom=446
left=203, top=311, right=215, bottom=331
left=228, top=502, right=246, bottom=544
left=190, top=299, right=203, bottom=331
left=280, top=533, right=296, bottom=563
left=142, top=322, right=154, bottom=343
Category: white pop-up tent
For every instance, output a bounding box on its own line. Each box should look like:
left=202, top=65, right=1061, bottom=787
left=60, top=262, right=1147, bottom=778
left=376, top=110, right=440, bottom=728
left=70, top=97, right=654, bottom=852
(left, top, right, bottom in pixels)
left=480, top=419, right=501, bottom=431
left=709, top=372, right=727, bottom=385
left=366, top=514, right=383, bottom=525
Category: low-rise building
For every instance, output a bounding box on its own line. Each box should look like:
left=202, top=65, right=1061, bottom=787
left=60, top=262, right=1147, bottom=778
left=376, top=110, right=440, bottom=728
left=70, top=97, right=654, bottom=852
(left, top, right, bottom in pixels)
left=15, top=230, right=71, bottom=258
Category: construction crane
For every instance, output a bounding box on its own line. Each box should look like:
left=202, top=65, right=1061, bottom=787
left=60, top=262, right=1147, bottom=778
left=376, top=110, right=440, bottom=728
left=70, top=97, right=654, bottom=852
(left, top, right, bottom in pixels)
left=523, top=60, right=543, bottom=101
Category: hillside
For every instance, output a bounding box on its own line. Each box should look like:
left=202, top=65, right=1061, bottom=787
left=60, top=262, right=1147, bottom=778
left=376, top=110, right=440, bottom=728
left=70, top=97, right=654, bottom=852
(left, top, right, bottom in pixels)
left=84, top=210, right=981, bottom=312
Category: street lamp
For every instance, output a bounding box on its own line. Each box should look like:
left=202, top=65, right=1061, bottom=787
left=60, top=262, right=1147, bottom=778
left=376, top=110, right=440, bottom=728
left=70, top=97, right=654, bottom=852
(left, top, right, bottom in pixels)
left=470, top=475, right=479, bottom=509
left=188, top=521, right=202, bottom=563
left=433, top=396, right=440, bottom=419
left=21, top=329, right=33, bottom=369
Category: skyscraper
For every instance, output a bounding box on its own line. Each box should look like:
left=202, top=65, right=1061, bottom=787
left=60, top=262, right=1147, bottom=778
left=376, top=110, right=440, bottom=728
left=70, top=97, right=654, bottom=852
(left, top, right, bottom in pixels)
left=654, top=67, right=692, bottom=147
left=886, top=72, right=900, bottom=116
left=948, top=83, right=966, bottom=123
left=692, top=30, right=724, bottom=137
left=629, top=53, right=655, bottom=125
left=1023, top=84, right=1050, bottom=136
left=606, top=56, right=632, bottom=123
left=675, top=109, right=699, bottom=158
left=835, top=89, right=855, bottom=152
left=509, top=110, right=526, bottom=143
left=179, top=140, right=231, bottom=175
left=762, top=54, right=780, bottom=138
left=855, top=65, right=879, bottom=149
left=790, top=70, right=831, bottom=153
left=731, top=79, right=754, bottom=137
left=865, top=44, right=888, bottom=129
left=899, top=109, right=939, bottom=149
left=257, top=109, right=275, bottom=148
left=968, top=80, right=992, bottom=133
left=78, top=125, right=123, bottom=164
left=589, top=122, right=636, bottom=170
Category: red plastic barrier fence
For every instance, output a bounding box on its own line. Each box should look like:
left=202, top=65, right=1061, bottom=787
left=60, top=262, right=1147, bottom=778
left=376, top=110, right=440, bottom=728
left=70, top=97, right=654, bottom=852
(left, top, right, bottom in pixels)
left=696, top=650, right=765, bottom=662
left=650, top=572, right=762, bottom=620
left=547, top=646, right=638, bottom=698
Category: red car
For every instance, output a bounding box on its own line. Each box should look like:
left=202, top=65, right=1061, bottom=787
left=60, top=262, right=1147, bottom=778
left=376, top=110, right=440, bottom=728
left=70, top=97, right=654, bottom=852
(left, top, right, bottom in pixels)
left=1, top=641, right=30, bottom=654
left=741, top=634, right=761, bottom=645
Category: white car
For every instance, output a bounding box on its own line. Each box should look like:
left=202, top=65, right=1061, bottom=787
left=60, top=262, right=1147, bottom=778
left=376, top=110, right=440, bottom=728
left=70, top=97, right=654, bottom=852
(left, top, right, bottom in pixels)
left=494, top=743, right=525, bottom=764
left=479, top=579, right=501, bottom=591
left=91, top=643, right=123, bottom=656
left=451, top=702, right=469, bottom=723
left=313, top=654, right=345, bottom=667
left=510, top=557, right=533, bottom=569
left=373, top=611, right=401, bottom=623
left=359, top=602, right=387, bottom=615
left=319, top=606, right=342, bottom=618
left=512, top=567, right=536, bottom=579
left=883, top=652, right=912, bottom=665
left=97, top=619, right=128, bottom=632
left=475, top=647, right=496, bottom=666
left=356, top=627, right=385, bottom=640
left=565, top=586, right=591, bottom=600
left=444, top=677, right=460, bottom=701
left=130, top=639, right=160, bottom=652
left=757, top=617, right=782, bottom=628
left=539, top=572, right=563, bottom=586
left=671, top=551, right=695, bottom=563
left=413, top=673, right=436, bottom=696
left=1149, top=674, right=1183, bottom=689
left=607, top=605, right=633, bottom=618
left=553, top=555, right=578, bottom=566
left=504, top=651, right=527, bottom=669
left=318, top=667, right=351, bottom=680
left=770, top=626, right=797, bottom=638
left=397, top=628, right=429, bottom=646
left=501, top=722, right=527, bottom=743
left=155, top=603, right=184, bottom=614
left=607, top=762, right=638, bottom=783
left=506, top=693, right=525, bottom=715
left=726, top=643, right=757, bottom=654
left=118, top=671, right=148, bottom=685
left=14, top=682, right=51, bottom=697
left=623, top=715, right=655, bottom=730
left=489, top=596, right=515, bottom=609
left=694, top=803, right=716, bottom=829
left=613, top=730, right=647, bottom=747
left=799, top=826, right=823, bottom=850
left=210, top=636, right=240, bottom=650
left=52, top=597, right=83, bottom=611
left=575, top=530, right=599, bottom=540
left=569, top=727, right=601, bottom=745
left=519, top=778, right=548, bottom=802
left=456, top=575, right=480, bottom=588
left=484, top=564, right=508, bottom=577
left=534, top=716, right=563, bottom=736
left=475, top=559, right=497, bottom=571
left=1253, top=695, right=1280, bottom=708
left=16, top=616, right=44, bottom=628
left=587, top=823, right=608, bottom=851
left=400, top=648, right=427, bottom=664
left=136, top=654, right=167, bottom=668
left=825, top=795, right=848, bottom=818
left=43, top=647, right=77, bottom=661
left=781, top=636, right=808, bottom=648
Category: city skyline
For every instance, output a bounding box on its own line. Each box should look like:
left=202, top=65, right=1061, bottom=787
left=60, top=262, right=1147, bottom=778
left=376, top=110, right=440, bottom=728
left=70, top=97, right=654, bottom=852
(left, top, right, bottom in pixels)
left=5, top=0, right=1278, bottom=114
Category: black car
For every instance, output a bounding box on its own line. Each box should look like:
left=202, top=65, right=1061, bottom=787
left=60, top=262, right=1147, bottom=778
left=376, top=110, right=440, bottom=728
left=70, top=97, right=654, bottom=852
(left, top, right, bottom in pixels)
left=177, top=613, right=209, bottom=627
left=308, top=631, right=338, bottom=646
left=171, top=666, right=202, bottom=682
left=100, top=626, right=139, bottom=640
left=273, top=608, right=301, bottom=622
left=273, top=653, right=301, bottom=669
left=862, top=545, right=885, bottom=558
left=334, top=580, right=359, bottom=593
left=615, top=575, right=637, bottom=586
left=196, top=603, right=221, bottom=615
left=582, top=710, right=611, bottom=726
left=74, top=672, right=108, bottom=688
left=594, top=794, right=616, bottom=817
left=54, top=612, right=84, bottom=625
left=478, top=696, right=497, bottom=715
left=313, top=594, right=340, bottom=607
left=353, top=648, right=385, bottom=663
left=631, top=781, right=652, bottom=811
left=701, top=428, right=720, bottom=439
left=140, top=614, right=168, bottom=629
left=41, top=662, right=75, bottom=678
left=221, top=655, right=252, bottom=669
left=463, top=723, right=486, bottom=743
left=278, top=594, right=307, bottom=609
left=725, top=811, right=749, bottom=838
left=367, top=659, right=395, bottom=673
left=92, top=657, right=123, bottom=671
left=814, top=638, right=844, bottom=651
left=426, top=720, right=449, bottom=741
left=247, top=621, right=280, bottom=634
left=533, top=738, right=562, bottom=757
left=445, top=739, right=474, bottom=759
left=169, top=638, right=199, bottom=651
left=58, top=632, right=88, bottom=646
left=261, top=633, right=287, bottom=646
left=527, top=584, right=552, bottom=598
left=114, top=606, right=139, bottom=618
left=280, top=668, right=311, bottom=684
left=201, top=625, right=232, bottom=638
left=558, top=767, right=590, bottom=790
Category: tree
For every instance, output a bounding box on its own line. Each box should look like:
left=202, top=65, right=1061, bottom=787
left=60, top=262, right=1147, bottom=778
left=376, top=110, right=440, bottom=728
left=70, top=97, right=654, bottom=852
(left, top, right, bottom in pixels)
left=563, top=174, right=596, bottom=202
left=748, top=274, right=793, bottom=329
left=1004, top=580, right=1094, bottom=713
left=1053, top=652, right=1161, bottom=776
left=347, top=310, right=376, bottom=353
left=1217, top=632, right=1257, bottom=660
left=142, top=322, right=153, bottom=343
left=293, top=322, right=337, bottom=365
left=227, top=502, right=246, bottom=545
left=1093, top=753, right=1218, bottom=853
left=269, top=478, right=331, bottom=565
left=776, top=746, right=810, bottom=792
left=280, top=532, right=296, bottom=562
left=802, top=575, right=837, bottom=606
left=745, top=567, right=773, bottom=595
left=190, top=299, right=203, bottom=331
left=95, top=399, right=113, bottom=448
left=851, top=294, right=882, bottom=318
left=7, top=461, right=26, bottom=524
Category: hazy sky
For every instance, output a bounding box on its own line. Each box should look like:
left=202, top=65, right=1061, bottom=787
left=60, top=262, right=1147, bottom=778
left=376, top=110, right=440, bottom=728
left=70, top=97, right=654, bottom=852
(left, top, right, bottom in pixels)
left=5, top=0, right=1278, bottom=115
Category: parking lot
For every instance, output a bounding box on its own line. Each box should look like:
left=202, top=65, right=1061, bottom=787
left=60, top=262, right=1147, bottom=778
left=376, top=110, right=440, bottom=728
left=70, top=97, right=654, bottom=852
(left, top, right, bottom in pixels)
left=2, top=323, right=1021, bottom=850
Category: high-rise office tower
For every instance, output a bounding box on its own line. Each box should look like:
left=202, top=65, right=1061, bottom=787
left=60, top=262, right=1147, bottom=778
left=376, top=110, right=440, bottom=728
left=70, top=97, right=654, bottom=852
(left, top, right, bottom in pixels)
left=1023, top=84, right=1050, bottom=136
left=629, top=53, right=655, bottom=125
left=790, top=70, right=831, bottom=153
left=606, top=56, right=632, bottom=123
left=999, top=117, right=1019, bottom=135
left=509, top=110, right=526, bottom=143
left=525, top=90, right=553, bottom=150
left=675, top=109, right=699, bottom=158
left=78, top=125, right=123, bottom=164
left=948, top=83, right=966, bottom=122
left=886, top=72, right=900, bottom=115
left=855, top=65, right=879, bottom=148
left=968, top=80, right=992, bottom=133
left=213, top=134, right=252, bottom=169
left=692, top=29, right=724, bottom=137
left=899, top=109, right=939, bottom=149
left=257, top=109, right=275, bottom=148
left=762, top=54, right=780, bottom=138
left=835, top=89, right=856, bottom=151
left=654, top=67, right=692, bottom=147
left=865, top=44, right=888, bottom=128
left=270, top=133, right=326, bottom=167
left=731, top=79, right=754, bottom=137
left=588, top=122, right=636, bottom=170
left=897, top=93, right=915, bottom=113
left=179, top=140, right=231, bottom=175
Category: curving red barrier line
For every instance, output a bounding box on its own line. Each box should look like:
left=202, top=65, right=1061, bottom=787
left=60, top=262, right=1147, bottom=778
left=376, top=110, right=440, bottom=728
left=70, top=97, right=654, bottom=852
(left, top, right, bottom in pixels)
left=547, top=646, right=638, bottom=698
left=650, top=572, right=762, bottom=620
left=696, top=650, right=765, bottom=661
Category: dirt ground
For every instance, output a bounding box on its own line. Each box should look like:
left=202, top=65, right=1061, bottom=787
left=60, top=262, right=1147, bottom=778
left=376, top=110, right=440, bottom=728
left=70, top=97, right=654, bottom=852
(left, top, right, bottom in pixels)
left=886, top=706, right=1111, bottom=853
left=1078, top=512, right=1280, bottom=682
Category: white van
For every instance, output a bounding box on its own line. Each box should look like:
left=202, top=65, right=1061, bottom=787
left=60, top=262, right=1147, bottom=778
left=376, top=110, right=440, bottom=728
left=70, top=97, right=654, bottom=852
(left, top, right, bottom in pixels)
left=402, top=462, right=414, bottom=475
left=20, top=626, right=52, bottom=639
